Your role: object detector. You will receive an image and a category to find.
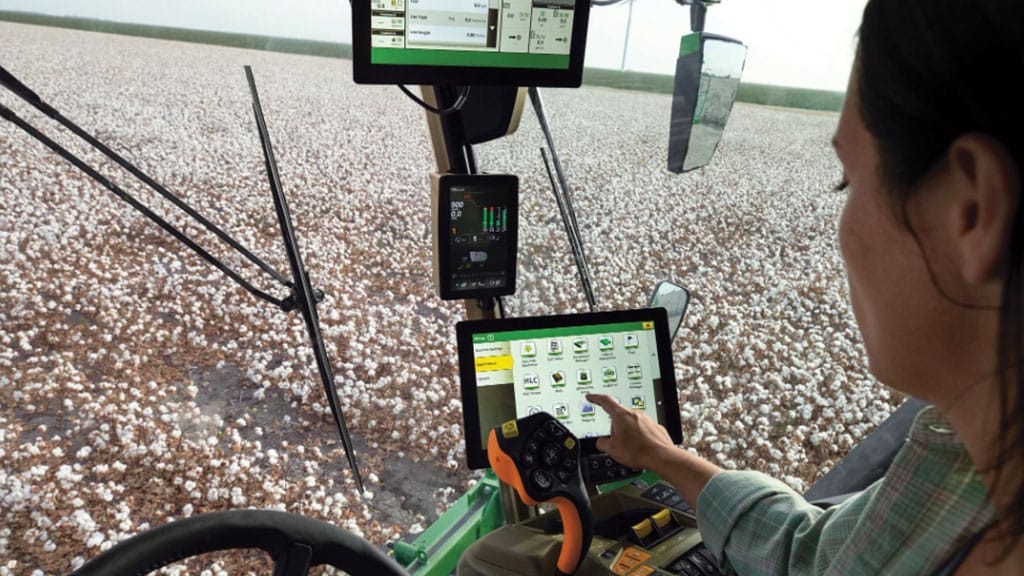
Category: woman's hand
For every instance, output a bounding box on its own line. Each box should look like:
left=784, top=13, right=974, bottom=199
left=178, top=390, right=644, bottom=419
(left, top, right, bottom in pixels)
left=586, top=393, right=722, bottom=511
left=586, top=393, right=677, bottom=471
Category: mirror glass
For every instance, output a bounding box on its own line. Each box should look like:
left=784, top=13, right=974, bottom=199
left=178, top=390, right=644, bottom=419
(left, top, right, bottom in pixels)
left=667, top=33, right=747, bottom=173
left=684, top=37, right=747, bottom=171
left=648, top=280, right=690, bottom=340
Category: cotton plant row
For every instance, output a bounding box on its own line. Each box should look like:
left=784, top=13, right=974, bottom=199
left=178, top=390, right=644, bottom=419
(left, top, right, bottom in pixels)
left=0, top=22, right=895, bottom=575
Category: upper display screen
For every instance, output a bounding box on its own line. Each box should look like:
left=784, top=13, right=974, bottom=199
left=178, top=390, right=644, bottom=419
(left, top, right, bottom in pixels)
left=353, top=0, right=591, bottom=86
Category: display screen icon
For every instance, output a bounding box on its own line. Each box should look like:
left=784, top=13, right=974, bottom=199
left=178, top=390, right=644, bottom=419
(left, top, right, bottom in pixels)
left=630, top=395, right=646, bottom=409
left=624, top=334, right=639, bottom=348
left=548, top=339, right=563, bottom=355
left=553, top=403, right=570, bottom=419
left=523, top=373, right=540, bottom=390
left=627, top=364, right=642, bottom=380
left=598, top=336, right=613, bottom=351
left=572, top=338, right=588, bottom=353
left=576, top=369, right=592, bottom=385
left=580, top=401, right=596, bottom=418
left=602, top=367, right=617, bottom=382
left=550, top=371, right=566, bottom=387
left=521, top=341, right=537, bottom=357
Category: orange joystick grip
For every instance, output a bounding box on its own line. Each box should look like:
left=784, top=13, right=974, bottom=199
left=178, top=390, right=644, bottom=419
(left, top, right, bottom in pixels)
left=488, top=413, right=593, bottom=576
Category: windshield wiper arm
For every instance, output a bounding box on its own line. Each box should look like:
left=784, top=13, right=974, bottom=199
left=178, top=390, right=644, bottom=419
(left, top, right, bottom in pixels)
left=0, top=100, right=291, bottom=309
left=0, top=64, right=294, bottom=294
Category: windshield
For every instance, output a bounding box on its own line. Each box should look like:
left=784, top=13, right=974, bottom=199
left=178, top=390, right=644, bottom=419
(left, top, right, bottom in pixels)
left=0, top=2, right=888, bottom=574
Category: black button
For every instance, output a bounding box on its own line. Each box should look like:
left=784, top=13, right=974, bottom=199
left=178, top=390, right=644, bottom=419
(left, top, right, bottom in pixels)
left=556, top=469, right=571, bottom=483
left=533, top=427, right=549, bottom=442
left=544, top=420, right=566, bottom=439
left=590, top=459, right=601, bottom=470
left=666, top=494, right=683, bottom=507
left=526, top=440, right=539, bottom=455
left=672, top=559, right=702, bottom=576
left=532, top=469, right=554, bottom=491
left=602, top=457, right=615, bottom=468
left=542, top=443, right=562, bottom=467
left=521, top=450, right=536, bottom=468
left=562, top=456, right=577, bottom=470
left=601, top=549, right=616, bottom=560
left=688, top=550, right=716, bottom=573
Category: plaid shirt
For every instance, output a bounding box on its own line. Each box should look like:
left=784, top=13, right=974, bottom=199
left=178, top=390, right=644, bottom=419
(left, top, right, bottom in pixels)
left=696, top=406, right=996, bottom=575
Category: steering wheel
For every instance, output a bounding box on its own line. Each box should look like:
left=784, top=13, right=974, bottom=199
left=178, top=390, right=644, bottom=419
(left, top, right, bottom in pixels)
left=70, top=509, right=407, bottom=576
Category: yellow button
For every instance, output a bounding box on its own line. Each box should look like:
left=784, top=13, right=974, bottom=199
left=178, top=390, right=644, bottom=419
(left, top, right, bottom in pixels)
left=630, top=519, right=652, bottom=539
left=642, top=321, right=654, bottom=329
left=501, top=420, right=519, bottom=439
left=652, top=508, right=671, bottom=528
left=564, top=437, right=576, bottom=450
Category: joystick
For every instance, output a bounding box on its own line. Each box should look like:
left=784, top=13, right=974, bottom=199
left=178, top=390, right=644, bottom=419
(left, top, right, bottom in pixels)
left=488, top=412, right=593, bottom=576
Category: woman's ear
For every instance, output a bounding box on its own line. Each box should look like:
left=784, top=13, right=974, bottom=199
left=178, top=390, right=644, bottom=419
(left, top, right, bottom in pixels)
left=952, top=133, right=1021, bottom=285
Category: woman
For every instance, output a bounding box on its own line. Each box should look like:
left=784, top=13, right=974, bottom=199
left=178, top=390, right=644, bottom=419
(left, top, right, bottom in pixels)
left=589, top=0, right=1023, bottom=573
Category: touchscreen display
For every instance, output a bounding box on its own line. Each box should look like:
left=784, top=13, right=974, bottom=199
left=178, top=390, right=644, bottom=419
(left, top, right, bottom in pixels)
left=448, top=181, right=513, bottom=293
left=458, top=310, right=681, bottom=469
left=369, top=0, right=579, bottom=70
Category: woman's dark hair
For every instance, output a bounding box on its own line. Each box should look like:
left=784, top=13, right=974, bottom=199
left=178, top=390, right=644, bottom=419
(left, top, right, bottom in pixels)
left=858, top=0, right=1024, bottom=551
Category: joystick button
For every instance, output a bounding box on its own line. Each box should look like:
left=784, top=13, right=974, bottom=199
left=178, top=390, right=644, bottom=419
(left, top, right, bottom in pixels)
left=544, top=420, right=566, bottom=439
left=532, top=469, right=554, bottom=491
left=556, top=469, right=572, bottom=484
left=521, top=450, right=537, bottom=468
left=542, top=443, right=562, bottom=467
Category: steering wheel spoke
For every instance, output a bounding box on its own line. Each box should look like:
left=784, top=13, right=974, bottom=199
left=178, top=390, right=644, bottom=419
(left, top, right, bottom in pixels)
left=273, top=542, right=314, bottom=576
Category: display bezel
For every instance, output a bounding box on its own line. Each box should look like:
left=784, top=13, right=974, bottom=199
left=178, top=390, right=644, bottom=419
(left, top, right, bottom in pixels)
left=457, top=309, right=683, bottom=470
left=352, top=0, right=592, bottom=87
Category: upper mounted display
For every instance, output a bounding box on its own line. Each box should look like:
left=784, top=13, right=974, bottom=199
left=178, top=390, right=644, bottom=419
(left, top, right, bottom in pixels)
left=353, top=0, right=591, bottom=87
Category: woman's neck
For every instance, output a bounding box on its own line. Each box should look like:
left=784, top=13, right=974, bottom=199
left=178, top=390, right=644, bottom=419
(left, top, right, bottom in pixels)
left=939, top=374, right=1020, bottom=510
left=940, top=374, right=1024, bottom=574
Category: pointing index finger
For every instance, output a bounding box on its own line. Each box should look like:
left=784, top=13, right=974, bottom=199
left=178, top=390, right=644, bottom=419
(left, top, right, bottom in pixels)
left=586, top=393, right=625, bottom=415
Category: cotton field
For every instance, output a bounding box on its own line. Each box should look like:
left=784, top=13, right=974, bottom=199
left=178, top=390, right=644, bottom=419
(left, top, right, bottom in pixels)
left=0, top=21, right=898, bottom=575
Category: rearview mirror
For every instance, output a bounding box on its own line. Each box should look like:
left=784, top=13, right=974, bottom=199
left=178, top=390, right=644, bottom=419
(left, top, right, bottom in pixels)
left=667, top=33, right=747, bottom=173
left=648, top=280, right=690, bottom=341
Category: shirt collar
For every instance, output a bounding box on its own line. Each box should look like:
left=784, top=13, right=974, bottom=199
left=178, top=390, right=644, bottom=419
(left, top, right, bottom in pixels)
left=909, top=405, right=965, bottom=446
